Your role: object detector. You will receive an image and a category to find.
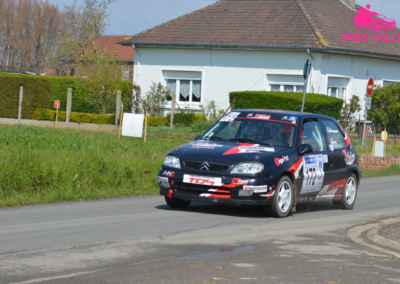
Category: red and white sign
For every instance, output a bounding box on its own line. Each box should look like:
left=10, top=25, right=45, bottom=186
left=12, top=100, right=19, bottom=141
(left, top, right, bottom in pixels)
left=367, top=78, right=374, bottom=97
left=54, top=100, right=61, bottom=109
left=183, top=174, right=222, bottom=186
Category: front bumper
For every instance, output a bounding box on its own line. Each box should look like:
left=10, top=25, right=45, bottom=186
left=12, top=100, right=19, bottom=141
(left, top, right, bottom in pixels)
left=158, top=168, right=277, bottom=206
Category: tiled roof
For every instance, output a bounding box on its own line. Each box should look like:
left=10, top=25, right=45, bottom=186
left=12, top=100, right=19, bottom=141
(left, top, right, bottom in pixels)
left=95, top=35, right=134, bottom=62
left=119, top=0, right=400, bottom=58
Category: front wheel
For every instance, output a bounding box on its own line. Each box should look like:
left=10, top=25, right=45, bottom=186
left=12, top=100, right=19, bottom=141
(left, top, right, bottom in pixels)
left=265, top=176, right=293, bottom=218
left=165, top=196, right=191, bottom=208
left=333, top=173, right=357, bottom=210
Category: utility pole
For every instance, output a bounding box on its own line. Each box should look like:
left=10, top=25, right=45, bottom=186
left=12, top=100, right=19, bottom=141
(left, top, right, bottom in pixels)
left=5, top=45, right=11, bottom=70
left=301, top=49, right=313, bottom=113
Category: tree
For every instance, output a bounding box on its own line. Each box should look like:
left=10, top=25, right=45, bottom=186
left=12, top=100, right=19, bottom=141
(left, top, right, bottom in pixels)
left=53, top=0, right=115, bottom=69
left=142, top=82, right=171, bottom=117
left=368, top=84, right=400, bottom=134
left=0, top=0, right=67, bottom=73
left=340, top=95, right=361, bottom=132
left=78, top=49, right=125, bottom=114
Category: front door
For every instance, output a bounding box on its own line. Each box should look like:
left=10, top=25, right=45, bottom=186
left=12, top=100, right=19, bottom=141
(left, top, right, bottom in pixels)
left=319, top=118, right=349, bottom=195
left=299, top=119, right=332, bottom=197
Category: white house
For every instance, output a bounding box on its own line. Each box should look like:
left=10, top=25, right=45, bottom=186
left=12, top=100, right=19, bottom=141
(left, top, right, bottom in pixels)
left=119, top=0, right=400, bottom=115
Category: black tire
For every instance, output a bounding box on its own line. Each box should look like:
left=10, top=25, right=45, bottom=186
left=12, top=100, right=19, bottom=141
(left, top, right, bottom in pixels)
left=165, top=196, right=191, bottom=208
left=264, top=176, right=293, bottom=218
left=333, top=173, right=357, bottom=210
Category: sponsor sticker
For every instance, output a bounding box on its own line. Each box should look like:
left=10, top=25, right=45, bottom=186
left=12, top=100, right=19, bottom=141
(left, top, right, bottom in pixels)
left=330, top=138, right=338, bottom=145
left=301, top=154, right=325, bottom=194
left=247, top=113, right=253, bottom=117
left=220, top=112, right=240, bottom=122
left=254, top=114, right=271, bottom=120
left=323, top=155, right=328, bottom=163
left=163, top=171, right=175, bottom=177
left=289, top=116, right=298, bottom=123
left=327, top=126, right=339, bottom=134
left=243, top=185, right=268, bottom=193
left=274, top=155, right=289, bottom=166
left=232, top=178, right=249, bottom=185
left=190, top=142, right=223, bottom=149
left=223, top=144, right=275, bottom=155
left=158, top=176, right=169, bottom=183
left=183, top=174, right=222, bottom=186
left=345, top=151, right=356, bottom=165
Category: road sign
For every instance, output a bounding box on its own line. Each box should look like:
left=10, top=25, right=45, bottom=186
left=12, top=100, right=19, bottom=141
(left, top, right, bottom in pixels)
left=54, top=100, right=60, bottom=109
left=366, top=97, right=371, bottom=108
left=303, top=59, right=311, bottom=80
left=367, top=78, right=374, bottom=96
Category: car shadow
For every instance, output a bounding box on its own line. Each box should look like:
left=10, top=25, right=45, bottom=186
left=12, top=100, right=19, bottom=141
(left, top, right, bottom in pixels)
left=294, top=201, right=337, bottom=214
left=156, top=201, right=338, bottom=218
left=155, top=202, right=266, bottom=218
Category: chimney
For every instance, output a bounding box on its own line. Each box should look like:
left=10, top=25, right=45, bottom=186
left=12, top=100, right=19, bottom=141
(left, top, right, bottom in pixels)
left=342, top=0, right=356, bottom=9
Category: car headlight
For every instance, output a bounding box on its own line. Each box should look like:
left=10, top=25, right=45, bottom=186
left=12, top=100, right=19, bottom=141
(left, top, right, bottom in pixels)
left=163, top=155, right=181, bottom=169
left=231, top=162, right=264, bottom=174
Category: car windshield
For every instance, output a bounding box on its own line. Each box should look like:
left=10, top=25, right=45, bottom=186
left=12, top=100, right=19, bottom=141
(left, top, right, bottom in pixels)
left=201, top=113, right=297, bottom=148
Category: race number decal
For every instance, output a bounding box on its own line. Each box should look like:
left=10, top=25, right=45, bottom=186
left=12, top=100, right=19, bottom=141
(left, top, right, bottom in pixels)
left=300, top=154, right=325, bottom=194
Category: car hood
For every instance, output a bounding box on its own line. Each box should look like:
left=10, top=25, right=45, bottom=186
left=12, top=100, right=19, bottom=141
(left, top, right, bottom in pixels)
left=173, top=140, right=287, bottom=165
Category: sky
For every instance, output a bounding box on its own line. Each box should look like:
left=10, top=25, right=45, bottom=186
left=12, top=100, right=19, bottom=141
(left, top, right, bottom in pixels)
left=46, top=0, right=400, bottom=36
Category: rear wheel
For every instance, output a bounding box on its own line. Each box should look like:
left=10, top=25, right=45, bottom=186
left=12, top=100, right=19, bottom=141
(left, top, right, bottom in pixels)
left=333, top=173, right=357, bottom=210
left=264, top=176, right=293, bottom=218
left=165, top=196, right=191, bottom=208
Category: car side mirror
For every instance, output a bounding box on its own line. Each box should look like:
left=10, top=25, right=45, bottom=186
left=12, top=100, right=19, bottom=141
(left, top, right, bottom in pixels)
left=194, top=135, right=202, bottom=141
left=298, top=143, right=313, bottom=155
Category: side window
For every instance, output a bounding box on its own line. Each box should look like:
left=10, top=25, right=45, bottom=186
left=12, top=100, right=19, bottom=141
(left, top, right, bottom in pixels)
left=301, top=121, right=327, bottom=152
left=320, top=119, right=346, bottom=150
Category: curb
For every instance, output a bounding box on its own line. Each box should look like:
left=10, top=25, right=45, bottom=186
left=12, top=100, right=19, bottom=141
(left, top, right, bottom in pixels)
left=347, top=216, right=400, bottom=259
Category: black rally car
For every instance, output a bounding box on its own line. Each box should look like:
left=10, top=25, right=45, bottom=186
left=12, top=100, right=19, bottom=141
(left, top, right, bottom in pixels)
left=158, top=110, right=361, bottom=217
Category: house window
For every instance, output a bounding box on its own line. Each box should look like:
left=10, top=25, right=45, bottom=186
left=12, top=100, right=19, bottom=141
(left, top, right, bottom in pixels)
left=328, top=87, right=346, bottom=99
left=122, top=65, right=129, bottom=81
left=165, top=79, right=202, bottom=103
left=327, top=77, right=349, bottom=100
left=269, top=84, right=304, bottom=92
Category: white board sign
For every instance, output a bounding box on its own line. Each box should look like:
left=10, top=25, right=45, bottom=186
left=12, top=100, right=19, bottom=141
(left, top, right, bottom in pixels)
left=121, top=113, right=144, bottom=137
left=366, top=97, right=371, bottom=108
left=373, top=141, right=385, bottom=157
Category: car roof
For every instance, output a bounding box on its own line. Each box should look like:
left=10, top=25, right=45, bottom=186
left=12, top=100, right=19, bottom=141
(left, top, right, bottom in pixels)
left=234, top=109, right=336, bottom=120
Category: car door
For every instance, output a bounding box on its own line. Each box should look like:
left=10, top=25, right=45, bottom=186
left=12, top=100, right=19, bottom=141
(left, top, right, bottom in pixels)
left=319, top=119, right=348, bottom=189
left=298, top=118, right=333, bottom=196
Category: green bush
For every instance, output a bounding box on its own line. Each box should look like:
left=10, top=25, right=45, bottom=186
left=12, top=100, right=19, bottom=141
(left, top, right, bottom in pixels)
left=32, top=108, right=114, bottom=124
left=46, top=76, right=133, bottom=114
left=0, top=75, right=51, bottom=119
left=167, top=112, right=196, bottom=127
left=146, top=117, right=170, bottom=127
left=368, top=84, right=400, bottom=134
left=191, top=120, right=215, bottom=133
left=229, top=91, right=343, bottom=120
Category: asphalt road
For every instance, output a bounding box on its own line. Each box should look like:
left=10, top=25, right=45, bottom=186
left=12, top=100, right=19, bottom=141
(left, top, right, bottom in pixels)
left=1, top=175, right=400, bottom=284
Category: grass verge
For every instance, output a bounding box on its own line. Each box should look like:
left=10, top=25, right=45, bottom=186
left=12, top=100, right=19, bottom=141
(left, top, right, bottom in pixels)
left=0, top=125, right=197, bottom=208
left=361, top=164, right=400, bottom=178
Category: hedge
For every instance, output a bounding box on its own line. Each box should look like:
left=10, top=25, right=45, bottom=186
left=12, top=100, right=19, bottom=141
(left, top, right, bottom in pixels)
left=32, top=108, right=115, bottom=124
left=146, top=117, right=170, bottom=127
left=229, top=91, right=343, bottom=120
left=166, top=112, right=196, bottom=127
left=0, top=75, right=51, bottom=119
left=45, top=76, right=133, bottom=114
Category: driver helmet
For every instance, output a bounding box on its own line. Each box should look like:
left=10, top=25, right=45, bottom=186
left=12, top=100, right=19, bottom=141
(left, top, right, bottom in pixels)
left=282, top=125, right=293, bottom=141
left=243, top=122, right=264, bottom=141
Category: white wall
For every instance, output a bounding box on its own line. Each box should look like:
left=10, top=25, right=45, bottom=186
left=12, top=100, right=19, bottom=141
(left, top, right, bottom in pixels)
left=134, top=47, right=400, bottom=116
